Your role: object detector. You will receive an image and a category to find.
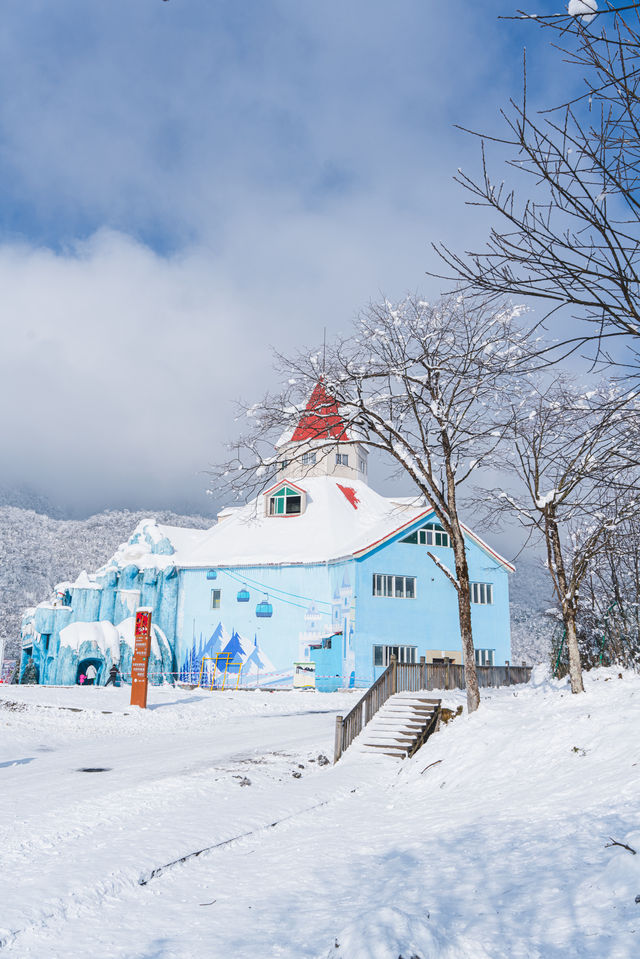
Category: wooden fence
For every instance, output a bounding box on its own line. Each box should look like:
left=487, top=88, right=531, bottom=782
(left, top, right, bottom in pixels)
left=334, top=657, right=532, bottom=762
left=419, top=662, right=532, bottom=691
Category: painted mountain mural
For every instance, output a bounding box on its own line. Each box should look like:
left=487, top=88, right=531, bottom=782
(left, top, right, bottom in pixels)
left=180, top=623, right=275, bottom=682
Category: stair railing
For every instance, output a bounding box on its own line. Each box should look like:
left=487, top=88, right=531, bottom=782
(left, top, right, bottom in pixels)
left=333, top=656, right=533, bottom=761
left=334, top=655, right=401, bottom=762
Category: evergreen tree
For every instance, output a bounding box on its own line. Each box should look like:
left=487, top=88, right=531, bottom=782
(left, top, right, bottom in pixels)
left=20, top=657, right=38, bottom=685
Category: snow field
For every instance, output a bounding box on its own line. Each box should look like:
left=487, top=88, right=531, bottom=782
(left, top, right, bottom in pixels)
left=1, top=670, right=639, bottom=958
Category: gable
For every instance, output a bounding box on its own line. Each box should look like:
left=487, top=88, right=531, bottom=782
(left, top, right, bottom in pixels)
left=352, top=510, right=515, bottom=573
left=262, top=478, right=307, bottom=518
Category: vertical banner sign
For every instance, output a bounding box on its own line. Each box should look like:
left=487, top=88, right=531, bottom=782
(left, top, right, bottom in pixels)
left=130, top=608, right=152, bottom=708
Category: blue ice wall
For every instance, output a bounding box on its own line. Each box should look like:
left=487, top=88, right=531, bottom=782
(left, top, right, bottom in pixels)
left=20, top=560, right=179, bottom=686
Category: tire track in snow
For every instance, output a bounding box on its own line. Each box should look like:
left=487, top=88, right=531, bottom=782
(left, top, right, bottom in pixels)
left=1, top=748, right=306, bottom=869
left=0, top=782, right=360, bottom=953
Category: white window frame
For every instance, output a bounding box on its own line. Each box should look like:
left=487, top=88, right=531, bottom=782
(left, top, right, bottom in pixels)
left=301, top=452, right=316, bottom=465
left=211, top=589, right=221, bottom=609
left=335, top=453, right=349, bottom=466
left=372, top=574, right=417, bottom=599
left=471, top=582, right=493, bottom=605
left=358, top=457, right=367, bottom=473
left=373, top=644, right=418, bottom=667
left=417, top=523, right=450, bottom=548
left=267, top=485, right=304, bottom=517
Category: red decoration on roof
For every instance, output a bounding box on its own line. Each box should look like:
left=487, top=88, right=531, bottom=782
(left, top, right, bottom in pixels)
left=337, top=484, right=360, bottom=509
left=291, top=381, right=349, bottom=443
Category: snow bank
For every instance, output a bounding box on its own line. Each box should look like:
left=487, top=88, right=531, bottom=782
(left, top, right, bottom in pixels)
left=329, top=907, right=447, bottom=959
left=98, top=518, right=208, bottom=573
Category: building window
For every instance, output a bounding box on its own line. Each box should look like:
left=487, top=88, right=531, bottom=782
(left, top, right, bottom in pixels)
left=471, top=582, right=493, bottom=605
left=279, top=459, right=289, bottom=471
left=358, top=457, right=367, bottom=473
left=269, top=486, right=302, bottom=516
left=373, top=644, right=417, bottom=666
left=402, top=523, right=450, bottom=548
left=335, top=453, right=349, bottom=466
left=301, top=452, right=316, bottom=465
left=211, top=589, right=221, bottom=609
left=475, top=648, right=495, bottom=666
left=372, top=574, right=416, bottom=598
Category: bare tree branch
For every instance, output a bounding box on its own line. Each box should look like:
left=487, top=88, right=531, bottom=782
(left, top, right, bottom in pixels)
left=433, top=4, right=640, bottom=364
left=209, top=294, right=535, bottom=712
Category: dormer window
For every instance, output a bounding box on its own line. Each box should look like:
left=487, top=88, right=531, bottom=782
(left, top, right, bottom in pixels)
left=336, top=453, right=349, bottom=466
left=268, top=485, right=303, bottom=516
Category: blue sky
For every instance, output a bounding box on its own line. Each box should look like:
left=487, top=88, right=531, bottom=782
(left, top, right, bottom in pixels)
left=0, top=0, right=567, bottom=517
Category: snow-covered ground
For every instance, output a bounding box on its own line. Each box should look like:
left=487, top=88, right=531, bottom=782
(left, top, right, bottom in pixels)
left=1, top=671, right=638, bottom=958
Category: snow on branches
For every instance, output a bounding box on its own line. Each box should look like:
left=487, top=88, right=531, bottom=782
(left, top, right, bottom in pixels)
left=487, top=375, right=640, bottom=692
left=210, top=293, right=536, bottom=713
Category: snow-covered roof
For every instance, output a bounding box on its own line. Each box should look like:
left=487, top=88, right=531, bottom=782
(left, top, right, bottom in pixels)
left=178, top=476, right=514, bottom=571
left=73, top=488, right=512, bottom=582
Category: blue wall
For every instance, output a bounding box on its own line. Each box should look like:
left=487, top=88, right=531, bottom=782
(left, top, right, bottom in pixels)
left=176, top=564, right=343, bottom=683
left=354, top=528, right=511, bottom=685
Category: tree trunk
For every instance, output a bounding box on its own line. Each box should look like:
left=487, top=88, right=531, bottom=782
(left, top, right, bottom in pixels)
left=458, top=572, right=480, bottom=713
left=564, top=606, right=585, bottom=695
left=546, top=508, right=585, bottom=695
left=443, top=440, right=480, bottom=713
left=451, top=525, right=480, bottom=713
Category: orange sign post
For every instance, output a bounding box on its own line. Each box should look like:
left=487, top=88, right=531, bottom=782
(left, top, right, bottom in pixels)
left=130, top=608, right=152, bottom=708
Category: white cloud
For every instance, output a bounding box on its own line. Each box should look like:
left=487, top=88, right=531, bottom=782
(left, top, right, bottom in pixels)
left=0, top=0, right=578, bottom=515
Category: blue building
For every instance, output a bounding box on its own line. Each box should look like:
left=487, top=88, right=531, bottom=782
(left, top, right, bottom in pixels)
left=20, top=385, right=514, bottom=690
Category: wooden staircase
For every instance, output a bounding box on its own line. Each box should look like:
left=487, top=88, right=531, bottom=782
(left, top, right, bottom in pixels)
left=334, top=656, right=442, bottom=762
left=353, top=692, right=441, bottom=759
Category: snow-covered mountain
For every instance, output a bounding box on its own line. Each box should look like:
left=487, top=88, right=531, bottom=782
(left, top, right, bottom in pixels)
left=0, top=507, right=212, bottom=659
left=0, top=483, right=63, bottom=518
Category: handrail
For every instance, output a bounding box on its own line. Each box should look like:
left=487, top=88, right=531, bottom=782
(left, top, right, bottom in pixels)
left=334, top=657, right=533, bottom=762
left=334, top=656, right=398, bottom=762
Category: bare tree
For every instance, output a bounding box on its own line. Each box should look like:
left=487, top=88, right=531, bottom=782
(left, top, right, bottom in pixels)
left=213, top=295, right=531, bottom=713
left=434, top=2, right=640, bottom=361
left=577, top=512, right=640, bottom=669
left=489, top=376, right=640, bottom=693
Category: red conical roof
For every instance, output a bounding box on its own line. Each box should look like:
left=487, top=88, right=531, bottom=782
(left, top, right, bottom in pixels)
left=290, top=381, right=349, bottom=443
